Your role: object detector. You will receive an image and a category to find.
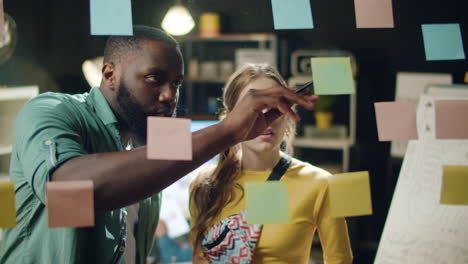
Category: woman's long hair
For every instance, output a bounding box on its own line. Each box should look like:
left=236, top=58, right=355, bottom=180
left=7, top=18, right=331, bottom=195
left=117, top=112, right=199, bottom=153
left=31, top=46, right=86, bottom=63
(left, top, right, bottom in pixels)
left=190, top=63, right=296, bottom=254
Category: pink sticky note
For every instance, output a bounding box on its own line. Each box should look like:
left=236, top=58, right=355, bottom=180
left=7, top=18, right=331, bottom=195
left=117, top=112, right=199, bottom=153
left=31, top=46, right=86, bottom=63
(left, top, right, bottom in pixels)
left=435, top=100, right=468, bottom=139
left=47, top=181, right=95, bottom=228
left=354, top=0, right=394, bottom=28
left=0, top=0, right=4, bottom=41
left=374, top=102, right=418, bottom=142
left=147, top=117, right=192, bottom=160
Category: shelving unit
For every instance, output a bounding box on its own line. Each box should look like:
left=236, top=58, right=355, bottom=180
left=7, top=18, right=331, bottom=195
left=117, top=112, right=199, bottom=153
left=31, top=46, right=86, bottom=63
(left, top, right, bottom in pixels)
left=177, top=33, right=279, bottom=118
left=0, top=85, right=39, bottom=181
left=289, top=75, right=356, bottom=173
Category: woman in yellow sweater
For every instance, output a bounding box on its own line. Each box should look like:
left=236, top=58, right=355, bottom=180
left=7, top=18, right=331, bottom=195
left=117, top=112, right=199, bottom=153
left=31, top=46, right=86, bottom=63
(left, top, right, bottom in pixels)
left=189, top=63, right=353, bottom=264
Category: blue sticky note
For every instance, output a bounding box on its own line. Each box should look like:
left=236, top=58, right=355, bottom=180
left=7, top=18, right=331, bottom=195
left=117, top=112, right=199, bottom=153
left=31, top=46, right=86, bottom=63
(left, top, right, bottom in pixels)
left=90, top=0, right=133, bottom=36
left=271, top=0, right=314, bottom=30
left=421, top=24, right=466, bottom=61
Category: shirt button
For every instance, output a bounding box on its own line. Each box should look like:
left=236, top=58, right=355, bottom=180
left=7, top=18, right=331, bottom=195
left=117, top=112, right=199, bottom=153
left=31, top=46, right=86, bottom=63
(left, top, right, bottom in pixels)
left=45, top=140, right=52, bottom=145
left=119, top=246, right=125, bottom=252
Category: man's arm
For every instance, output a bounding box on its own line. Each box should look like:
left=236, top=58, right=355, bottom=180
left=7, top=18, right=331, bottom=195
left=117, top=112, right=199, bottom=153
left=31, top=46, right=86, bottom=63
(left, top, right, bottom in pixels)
left=51, top=86, right=318, bottom=211
left=52, top=123, right=233, bottom=211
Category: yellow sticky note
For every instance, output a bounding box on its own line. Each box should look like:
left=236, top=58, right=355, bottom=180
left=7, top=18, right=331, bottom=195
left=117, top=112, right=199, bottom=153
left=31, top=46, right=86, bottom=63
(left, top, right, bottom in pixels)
left=328, top=171, right=373, bottom=218
left=0, top=182, right=17, bottom=228
left=441, top=166, right=468, bottom=205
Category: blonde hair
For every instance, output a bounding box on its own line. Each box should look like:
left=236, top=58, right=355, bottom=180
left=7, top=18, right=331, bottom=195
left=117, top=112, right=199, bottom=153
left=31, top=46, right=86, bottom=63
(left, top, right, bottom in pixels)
left=190, top=63, right=296, bottom=254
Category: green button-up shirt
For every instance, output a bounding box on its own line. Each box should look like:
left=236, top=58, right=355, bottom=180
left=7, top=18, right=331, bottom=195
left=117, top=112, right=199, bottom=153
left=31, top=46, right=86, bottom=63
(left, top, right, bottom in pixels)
left=0, top=87, right=161, bottom=264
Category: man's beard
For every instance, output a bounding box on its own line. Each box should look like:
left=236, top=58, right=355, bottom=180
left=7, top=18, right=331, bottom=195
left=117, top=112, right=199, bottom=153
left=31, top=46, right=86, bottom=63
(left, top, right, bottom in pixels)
left=116, top=83, right=175, bottom=143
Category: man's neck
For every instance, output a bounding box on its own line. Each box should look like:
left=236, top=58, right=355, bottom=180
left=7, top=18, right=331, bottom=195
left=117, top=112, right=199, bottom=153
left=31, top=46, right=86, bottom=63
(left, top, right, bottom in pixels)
left=118, top=124, right=133, bottom=147
left=241, top=147, right=281, bottom=171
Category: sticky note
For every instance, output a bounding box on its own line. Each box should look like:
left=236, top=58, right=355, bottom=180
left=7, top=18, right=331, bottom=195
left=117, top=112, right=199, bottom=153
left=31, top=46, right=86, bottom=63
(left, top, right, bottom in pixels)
left=246, top=182, right=289, bottom=224
left=421, top=24, right=466, bottom=61
left=90, top=0, right=133, bottom=36
left=47, top=181, right=95, bottom=228
left=354, top=0, right=394, bottom=28
left=441, top=166, right=468, bottom=205
left=328, top=171, right=373, bottom=218
left=311, top=57, right=355, bottom=95
left=465, top=72, right=468, bottom=83
left=147, top=117, right=192, bottom=160
left=0, top=182, right=16, bottom=228
left=374, top=102, right=418, bottom=142
left=435, top=100, right=468, bottom=139
left=271, top=0, right=314, bottom=30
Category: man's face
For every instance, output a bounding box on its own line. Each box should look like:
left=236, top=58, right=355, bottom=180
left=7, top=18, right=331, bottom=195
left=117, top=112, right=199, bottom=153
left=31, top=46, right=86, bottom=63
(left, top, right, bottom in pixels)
left=115, top=40, right=184, bottom=142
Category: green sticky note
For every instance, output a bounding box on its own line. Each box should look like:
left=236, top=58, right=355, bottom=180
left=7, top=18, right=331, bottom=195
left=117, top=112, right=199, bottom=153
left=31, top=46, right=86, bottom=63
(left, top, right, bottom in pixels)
left=271, top=0, right=314, bottom=30
left=328, top=171, right=373, bottom=218
left=90, top=0, right=133, bottom=36
left=0, top=182, right=17, bottom=228
left=441, top=166, right=468, bottom=205
left=245, top=182, right=289, bottom=224
left=311, top=57, right=355, bottom=95
left=422, top=23, right=466, bottom=61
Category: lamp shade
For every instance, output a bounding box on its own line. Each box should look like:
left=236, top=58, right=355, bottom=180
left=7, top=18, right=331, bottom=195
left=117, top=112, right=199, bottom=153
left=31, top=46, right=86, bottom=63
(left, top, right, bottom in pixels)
left=82, top=56, right=103, bottom=88
left=161, top=5, right=195, bottom=36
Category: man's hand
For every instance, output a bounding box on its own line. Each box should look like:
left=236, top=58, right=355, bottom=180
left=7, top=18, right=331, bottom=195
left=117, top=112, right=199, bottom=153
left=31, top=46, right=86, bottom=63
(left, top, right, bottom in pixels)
left=220, top=85, right=319, bottom=144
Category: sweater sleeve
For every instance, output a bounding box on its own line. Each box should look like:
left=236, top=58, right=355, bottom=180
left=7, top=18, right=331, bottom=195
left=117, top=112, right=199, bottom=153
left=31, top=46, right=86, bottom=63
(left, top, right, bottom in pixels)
left=316, top=181, right=353, bottom=264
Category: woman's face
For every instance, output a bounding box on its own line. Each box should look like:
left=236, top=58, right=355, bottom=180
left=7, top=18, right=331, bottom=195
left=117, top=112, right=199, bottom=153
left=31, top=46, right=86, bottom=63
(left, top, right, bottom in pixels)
left=236, top=77, right=289, bottom=154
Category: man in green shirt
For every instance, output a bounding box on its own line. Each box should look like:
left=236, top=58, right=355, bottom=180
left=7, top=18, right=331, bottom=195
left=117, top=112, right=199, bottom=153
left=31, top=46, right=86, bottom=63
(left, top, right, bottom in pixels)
left=0, top=25, right=317, bottom=263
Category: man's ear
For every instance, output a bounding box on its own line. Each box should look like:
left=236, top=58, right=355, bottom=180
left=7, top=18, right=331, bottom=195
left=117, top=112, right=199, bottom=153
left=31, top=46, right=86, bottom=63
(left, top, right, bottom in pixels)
left=102, top=62, right=117, bottom=91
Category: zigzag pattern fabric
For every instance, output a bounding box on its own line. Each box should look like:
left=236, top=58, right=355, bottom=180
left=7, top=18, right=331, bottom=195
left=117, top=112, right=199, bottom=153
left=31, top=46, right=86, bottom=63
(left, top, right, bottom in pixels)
left=202, top=210, right=262, bottom=264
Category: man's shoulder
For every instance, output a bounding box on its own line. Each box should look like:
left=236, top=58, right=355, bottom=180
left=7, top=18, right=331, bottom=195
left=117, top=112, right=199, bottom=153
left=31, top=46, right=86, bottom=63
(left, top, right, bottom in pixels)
left=29, top=91, right=89, bottom=107
left=19, top=91, right=90, bottom=119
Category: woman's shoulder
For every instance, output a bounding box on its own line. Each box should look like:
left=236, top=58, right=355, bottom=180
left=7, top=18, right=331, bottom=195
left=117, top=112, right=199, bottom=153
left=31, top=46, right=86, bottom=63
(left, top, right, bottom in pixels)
left=288, top=158, right=332, bottom=184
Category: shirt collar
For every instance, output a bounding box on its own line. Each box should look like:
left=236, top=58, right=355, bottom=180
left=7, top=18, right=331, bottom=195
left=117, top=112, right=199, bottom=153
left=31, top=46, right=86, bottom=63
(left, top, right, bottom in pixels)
left=87, top=87, right=118, bottom=126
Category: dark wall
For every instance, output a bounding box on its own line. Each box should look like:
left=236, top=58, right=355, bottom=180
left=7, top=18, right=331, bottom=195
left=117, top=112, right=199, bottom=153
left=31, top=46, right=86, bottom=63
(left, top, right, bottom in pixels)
left=1, top=0, right=467, bottom=262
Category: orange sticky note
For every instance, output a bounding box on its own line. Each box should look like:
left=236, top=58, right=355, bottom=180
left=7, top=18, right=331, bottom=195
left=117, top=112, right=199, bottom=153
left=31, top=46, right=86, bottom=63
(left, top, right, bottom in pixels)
left=374, top=102, right=418, bottom=141
left=328, top=171, right=373, bottom=218
left=464, top=72, right=468, bottom=83
left=440, top=166, right=468, bottom=205
left=46, top=181, right=95, bottom=228
left=147, top=117, right=192, bottom=160
left=354, top=0, right=394, bottom=28
left=0, top=182, right=16, bottom=228
left=435, top=100, right=468, bottom=139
